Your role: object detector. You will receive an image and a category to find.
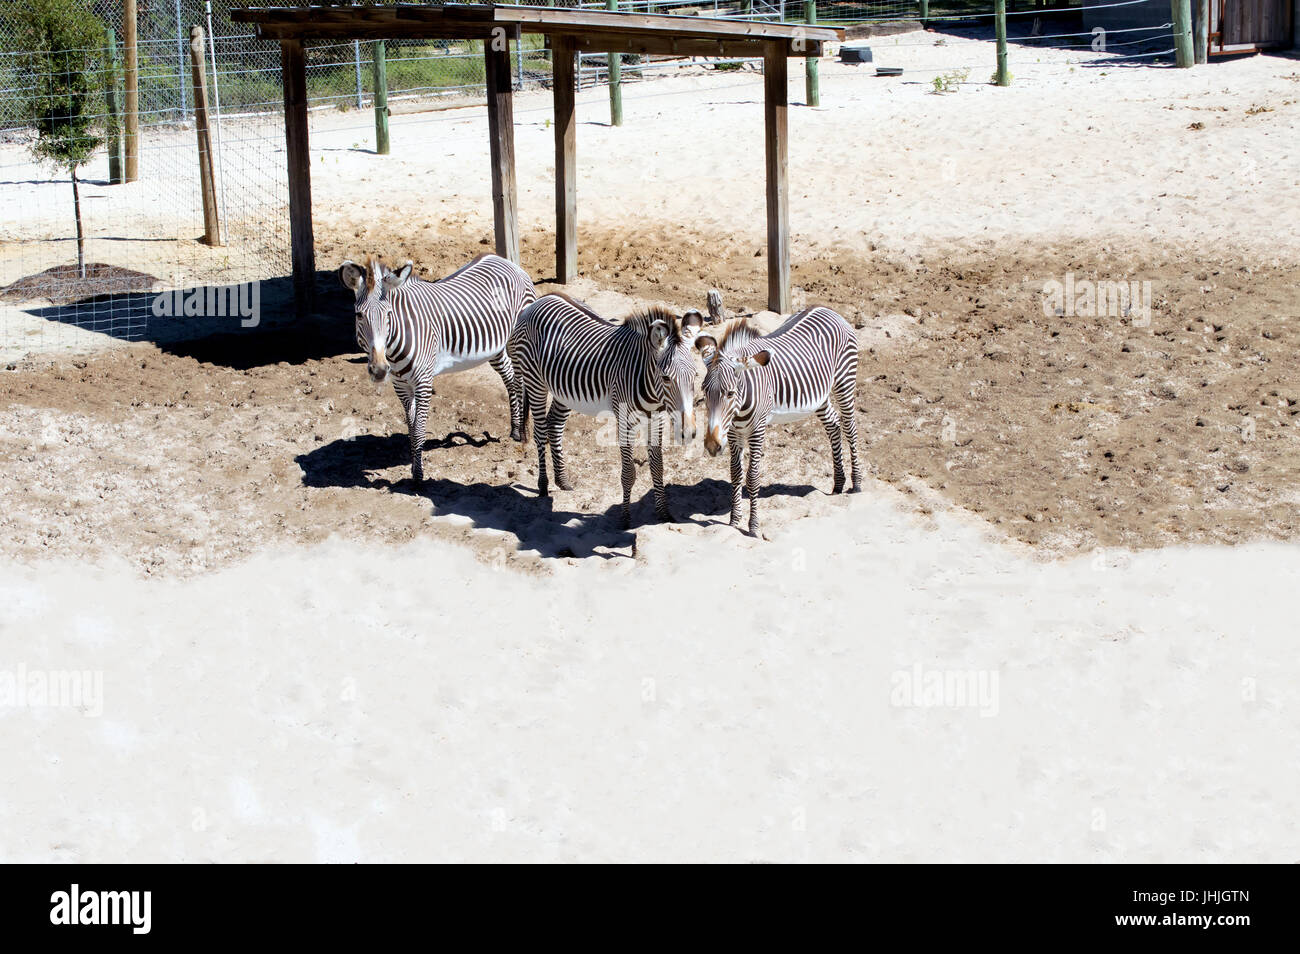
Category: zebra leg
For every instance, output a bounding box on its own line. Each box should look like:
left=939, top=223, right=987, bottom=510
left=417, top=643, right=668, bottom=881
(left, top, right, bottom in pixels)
left=547, top=402, right=574, bottom=492
left=490, top=350, right=524, bottom=443
left=836, top=384, right=863, bottom=493
left=407, top=380, right=433, bottom=484
left=746, top=432, right=765, bottom=537
left=728, top=437, right=744, bottom=528
left=528, top=387, right=551, bottom=497
left=648, top=411, right=672, bottom=522
left=817, top=402, right=846, bottom=494
left=617, top=406, right=636, bottom=528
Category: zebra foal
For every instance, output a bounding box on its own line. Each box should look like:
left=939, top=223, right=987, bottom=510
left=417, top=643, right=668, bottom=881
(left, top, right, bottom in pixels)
left=338, top=254, right=535, bottom=483
left=696, top=295, right=862, bottom=535
left=508, top=294, right=703, bottom=527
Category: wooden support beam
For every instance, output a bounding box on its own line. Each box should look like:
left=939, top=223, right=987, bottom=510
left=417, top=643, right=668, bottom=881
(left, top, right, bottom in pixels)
left=373, top=40, right=390, bottom=154
left=553, top=36, right=577, bottom=284
left=485, top=33, right=520, bottom=265
left=763, top=41, right=790, bottom=315
left=123, top=0, right=139, bottom=182
left=189, top=27, right=222, bottom=247
left=280, top=38, right=315, bottom=316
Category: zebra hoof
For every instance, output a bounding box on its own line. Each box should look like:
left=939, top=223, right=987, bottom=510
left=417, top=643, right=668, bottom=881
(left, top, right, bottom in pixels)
left=831, top=483, right=845, bottom=495
left=849, top=482, right=863, bottom=494
left=556, top=478, right=575, bottom=492
left=655, top=509, right=674, bottom=523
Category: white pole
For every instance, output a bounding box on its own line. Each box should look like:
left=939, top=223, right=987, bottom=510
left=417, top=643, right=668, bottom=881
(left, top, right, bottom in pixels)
left=354, top=40, right=364, bottom=109
left=205, top=1, right=230, bottom=246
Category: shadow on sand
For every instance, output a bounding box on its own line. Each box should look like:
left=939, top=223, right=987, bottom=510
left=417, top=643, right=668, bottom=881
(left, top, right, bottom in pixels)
left=296, top=431, right=820, bottom=559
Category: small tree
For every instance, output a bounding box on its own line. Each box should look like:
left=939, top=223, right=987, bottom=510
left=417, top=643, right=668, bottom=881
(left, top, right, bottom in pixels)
left=15, top=0, right=107, bottom=279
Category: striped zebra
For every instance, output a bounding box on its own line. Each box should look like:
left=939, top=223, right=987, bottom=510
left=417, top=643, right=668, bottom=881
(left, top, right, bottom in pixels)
left=696, top=294, right=862, bottom=535
left=338, top=254, right=535, bottom=483
left=508, top=294, right=704, bottom=526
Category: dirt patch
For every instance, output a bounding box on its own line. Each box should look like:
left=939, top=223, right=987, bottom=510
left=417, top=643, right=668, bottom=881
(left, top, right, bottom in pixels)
left=1, top=262, right=159, bottom=304
left=1, top=223, right=1298, bottom=575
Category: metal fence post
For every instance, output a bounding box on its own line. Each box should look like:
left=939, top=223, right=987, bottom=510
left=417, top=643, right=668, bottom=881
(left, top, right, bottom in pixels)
left=105, top=27, right=125, bottom=185
left=607, top=0, right=623, bottom=126
left=994, top=0, right=1010, bottom=86
left=805, top=0, right=819, bottom=107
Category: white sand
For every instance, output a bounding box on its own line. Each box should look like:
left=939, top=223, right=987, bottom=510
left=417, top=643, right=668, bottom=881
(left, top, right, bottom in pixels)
left=2, top=479, right=1297, bottom=862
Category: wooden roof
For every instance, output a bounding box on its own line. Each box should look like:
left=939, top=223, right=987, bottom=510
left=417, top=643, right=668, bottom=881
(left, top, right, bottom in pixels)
left=230, top=4, right=843, bottom=54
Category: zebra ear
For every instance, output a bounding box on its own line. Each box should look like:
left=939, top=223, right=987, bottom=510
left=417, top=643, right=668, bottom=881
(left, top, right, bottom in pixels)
left=339, top=260, right=366, bottom=294
left=649, top=318, right=671, bottom=353
left=743, top=350, right=771, bottom=371
left=383, top=261, right=414, bottom=293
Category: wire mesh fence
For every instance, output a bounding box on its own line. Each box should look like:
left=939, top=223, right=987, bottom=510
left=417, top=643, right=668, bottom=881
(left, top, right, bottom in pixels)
left=1, top=0, right=1181, bottom=358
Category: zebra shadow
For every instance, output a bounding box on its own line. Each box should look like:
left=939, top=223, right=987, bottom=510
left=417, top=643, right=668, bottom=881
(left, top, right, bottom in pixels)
left=297, top=433, right=753, bottom=559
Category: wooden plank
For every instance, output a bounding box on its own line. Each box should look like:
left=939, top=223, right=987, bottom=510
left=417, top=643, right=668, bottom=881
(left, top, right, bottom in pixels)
left=230, top=5, right=842, bottom=45
left=763, top=40, right=789, bottom=314
left=473, top=5, right=842, bottom=42
left=280, top=38, right=316, bottom=316
left=559, top=34, right=820, bottom=57
left=553, top=36, right=577, bottom=284
left=484, top=33, right=521, bottom=265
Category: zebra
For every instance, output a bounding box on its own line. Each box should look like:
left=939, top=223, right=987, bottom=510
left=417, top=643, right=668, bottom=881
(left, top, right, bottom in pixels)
left=338, top=254, right=535, bottom=483
left=695, top=293, right=862, bottom=535
left=508, top=293, right=704, bottom=527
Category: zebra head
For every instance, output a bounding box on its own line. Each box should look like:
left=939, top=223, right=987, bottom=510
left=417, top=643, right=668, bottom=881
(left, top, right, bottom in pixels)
left=696, top=333, right=770, bottom=457
left=339, top=257, right=413, bottom=384
left=646, top=308, right=704, bottom=444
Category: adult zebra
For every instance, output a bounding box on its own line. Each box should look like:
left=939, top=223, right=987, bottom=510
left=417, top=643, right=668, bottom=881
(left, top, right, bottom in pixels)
left=696, top=295, right=862, bottom=536
left=338, top=254, right=535, bottom=483
left=508, top=294, right=704, bottom=527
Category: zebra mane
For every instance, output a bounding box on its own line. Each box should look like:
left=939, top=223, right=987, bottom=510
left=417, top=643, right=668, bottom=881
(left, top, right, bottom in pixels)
left=625, top=305, right=688, bottom=343
left=714, top=315, right=761, bottom=356
left=360, top=254, right=386, bottom=292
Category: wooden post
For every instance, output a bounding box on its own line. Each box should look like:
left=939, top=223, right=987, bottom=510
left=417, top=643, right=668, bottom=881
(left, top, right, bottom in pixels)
left=484, top=34, right=521, bottom=264
left=805, top=1, right=820, bottom=107
left=189, top=27, right=221, bottom=246
left=1194, top=0, right=1208, bottom=63
left=763, top=41, right=790, bottom=314
left=372, top=40, right=390, bottom=155
left=553, top=36, right=577, bottom=284
left=607, top=0, right=623, bottom=127
left=123, top=0, right=139, bottom=182
left=280, top=39, right=315, bottom=316
left=1172, top=0, right=1195, bottom=67
left=105, top=27, right=124, bottom=185
left=994, top=0, right=1010, bottom=86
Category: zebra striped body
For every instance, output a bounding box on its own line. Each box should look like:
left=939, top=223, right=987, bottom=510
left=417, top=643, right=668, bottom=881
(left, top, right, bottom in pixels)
left=508, top=294, right=703, bottom=526
left=697, top=302, right=862, bottom=535
left=340, top=254, right=535, bottom=482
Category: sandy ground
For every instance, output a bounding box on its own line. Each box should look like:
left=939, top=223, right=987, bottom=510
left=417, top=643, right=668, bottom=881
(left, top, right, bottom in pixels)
left=2, top=31, right=1300, bottom=862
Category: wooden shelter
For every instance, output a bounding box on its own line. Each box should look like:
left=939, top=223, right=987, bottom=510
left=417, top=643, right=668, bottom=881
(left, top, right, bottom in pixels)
left=229, top=4, right=842, bottom=314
